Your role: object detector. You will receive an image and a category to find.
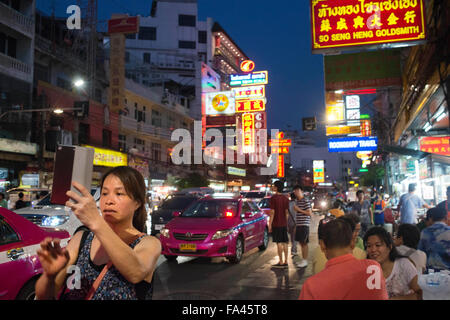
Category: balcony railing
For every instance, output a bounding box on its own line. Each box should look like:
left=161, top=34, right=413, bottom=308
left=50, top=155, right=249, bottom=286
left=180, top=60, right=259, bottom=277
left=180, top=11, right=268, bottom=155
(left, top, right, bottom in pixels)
left=35, top=35, right=87, bottom=73
left=0, top=52, right=32, bottom=83
left=120, top=115, right=174, bottom=141
left=0, top=2, right=34, bottom=37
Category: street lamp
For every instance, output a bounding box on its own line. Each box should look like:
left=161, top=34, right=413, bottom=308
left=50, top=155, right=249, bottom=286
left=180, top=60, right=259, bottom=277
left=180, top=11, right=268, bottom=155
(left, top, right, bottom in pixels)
left=73, top=79, right=85, bottom=88
left=0, top=107, right=82, bottom=120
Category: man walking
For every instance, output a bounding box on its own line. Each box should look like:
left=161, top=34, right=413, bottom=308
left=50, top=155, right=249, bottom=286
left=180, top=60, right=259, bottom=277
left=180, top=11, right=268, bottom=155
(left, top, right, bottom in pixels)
left=398, top=183, right=429, bottom=225
left=292, top=185, right=312, bottom=268
left=269, top=180, right=290, bottom=268
left=351, top=190, right=373, bottom=237
left=288, top=193, right=298, bottom=257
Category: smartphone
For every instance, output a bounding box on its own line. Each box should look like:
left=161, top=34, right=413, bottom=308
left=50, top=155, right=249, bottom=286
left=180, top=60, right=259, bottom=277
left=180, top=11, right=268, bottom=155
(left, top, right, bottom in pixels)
left=51, top=145, right=95, bottom=205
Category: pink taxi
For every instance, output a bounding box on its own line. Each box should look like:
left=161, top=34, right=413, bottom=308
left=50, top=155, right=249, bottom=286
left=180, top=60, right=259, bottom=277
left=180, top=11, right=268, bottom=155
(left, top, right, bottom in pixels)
left=160, top=195, right=269, bottom=264
left=0, top=207, right=70, bottom=300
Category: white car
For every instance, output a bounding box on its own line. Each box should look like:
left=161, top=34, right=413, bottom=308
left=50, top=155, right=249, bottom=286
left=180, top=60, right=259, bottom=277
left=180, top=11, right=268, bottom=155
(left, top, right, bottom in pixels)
left=14, top=188, right=100, bottom=236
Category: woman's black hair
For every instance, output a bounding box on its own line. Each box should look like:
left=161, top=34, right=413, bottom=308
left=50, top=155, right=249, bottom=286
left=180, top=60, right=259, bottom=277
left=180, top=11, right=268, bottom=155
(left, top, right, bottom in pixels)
left=363, top=226, right=405, bottom=262
left=397, top=224, right=421, bottom=249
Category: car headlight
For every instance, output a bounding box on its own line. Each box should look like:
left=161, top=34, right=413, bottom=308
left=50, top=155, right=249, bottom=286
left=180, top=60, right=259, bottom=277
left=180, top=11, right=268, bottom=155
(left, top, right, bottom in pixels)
left=212, top=229, right=233, bottom=240
left=42, top=215, right=70, bottom=227
left=160, top=228, right=170, bottom=238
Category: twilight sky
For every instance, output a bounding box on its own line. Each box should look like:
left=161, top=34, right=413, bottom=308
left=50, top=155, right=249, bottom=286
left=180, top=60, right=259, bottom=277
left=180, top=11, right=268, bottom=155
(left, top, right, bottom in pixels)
left=36, top=0, right=327, bottom=144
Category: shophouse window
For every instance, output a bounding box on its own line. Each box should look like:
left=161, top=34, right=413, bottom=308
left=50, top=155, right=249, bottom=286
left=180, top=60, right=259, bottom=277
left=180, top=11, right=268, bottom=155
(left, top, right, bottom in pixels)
left=179, top=41, right=196, bottom=49
left=198, top=31, right=207, bottom=43
left=118, top=134, right=126, bottom=152
left=143, top=52, right=151, bottom=64
left=178, top=14, right=196, bottom=27
left=138, top=27, right=157, bottom=40
left=102, top=129, right=112, bottom=148
left=152, top=109, right=161, bottom=127
left=79, top=123, right=90, bottom=144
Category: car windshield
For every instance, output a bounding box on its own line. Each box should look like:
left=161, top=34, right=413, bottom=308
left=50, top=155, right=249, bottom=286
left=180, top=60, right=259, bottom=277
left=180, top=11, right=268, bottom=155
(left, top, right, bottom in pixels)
left=258, top=198, right=270, bottom=209
left=245, top=192, right=265, bottom=199
left=181, top=200, right=238, bottom=218
left=37, top=194, right=52, bottom=205
left=160, top=197, right=197, bottom=210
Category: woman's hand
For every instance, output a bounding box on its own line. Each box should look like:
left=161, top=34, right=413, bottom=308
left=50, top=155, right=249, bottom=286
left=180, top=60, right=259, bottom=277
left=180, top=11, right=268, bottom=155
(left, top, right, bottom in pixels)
left=66, top=181, right=103, bottom=231
left=36, top=238, right=70, bottom=279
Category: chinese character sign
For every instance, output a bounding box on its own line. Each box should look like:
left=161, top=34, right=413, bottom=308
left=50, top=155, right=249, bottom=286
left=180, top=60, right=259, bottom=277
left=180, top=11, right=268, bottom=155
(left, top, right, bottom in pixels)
left=108, top=33, right=126, bottom=113
left=311, top=0, right=426, bottom=52
left=242, top=113, right=255, bottom=154
left=419, top=136, right=450, bottom=156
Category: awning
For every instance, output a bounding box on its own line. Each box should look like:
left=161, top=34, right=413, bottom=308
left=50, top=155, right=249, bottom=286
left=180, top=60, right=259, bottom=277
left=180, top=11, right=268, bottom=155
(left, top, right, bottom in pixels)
left=380, top=145, right=430, bottom=159
left=431, top=154, right=450, bottom=166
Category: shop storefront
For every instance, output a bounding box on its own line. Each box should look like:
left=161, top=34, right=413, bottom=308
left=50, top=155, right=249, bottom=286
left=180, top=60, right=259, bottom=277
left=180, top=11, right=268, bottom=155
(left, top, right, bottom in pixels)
left=0, top=138, right=39, bottom=192
left=82, top=145, right=127, bottom=186
left=390, top=153, right=450, bottom=206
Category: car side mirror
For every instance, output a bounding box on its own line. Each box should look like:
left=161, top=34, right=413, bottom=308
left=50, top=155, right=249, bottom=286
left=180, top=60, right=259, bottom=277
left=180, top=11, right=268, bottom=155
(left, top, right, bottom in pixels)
left=172, top=211, right=181, bottom=217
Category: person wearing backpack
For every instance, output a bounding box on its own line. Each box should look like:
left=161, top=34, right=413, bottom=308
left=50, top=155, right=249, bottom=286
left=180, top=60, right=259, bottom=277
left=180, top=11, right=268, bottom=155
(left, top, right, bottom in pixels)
left=398, top=184, right=430, bottom=225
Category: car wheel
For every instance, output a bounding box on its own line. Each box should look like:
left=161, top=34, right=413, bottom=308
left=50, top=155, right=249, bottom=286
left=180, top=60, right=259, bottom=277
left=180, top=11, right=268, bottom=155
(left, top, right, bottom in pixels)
left=16, top=278, right=37, bottom=300
left=164, top=255, right=178, bottom=262
left=259, top=227, right=269, bottom=251
left=228, top=236, right=244, bottom=264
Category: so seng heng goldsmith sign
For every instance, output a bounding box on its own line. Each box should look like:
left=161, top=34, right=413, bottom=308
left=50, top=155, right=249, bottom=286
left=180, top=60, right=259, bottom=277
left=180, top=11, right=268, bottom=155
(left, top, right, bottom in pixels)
left=310, top=0, right=426, bottom=52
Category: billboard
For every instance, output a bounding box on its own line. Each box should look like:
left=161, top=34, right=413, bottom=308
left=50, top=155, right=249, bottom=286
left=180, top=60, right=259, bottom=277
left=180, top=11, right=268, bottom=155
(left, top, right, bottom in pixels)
left=313, top=160, right=325, bottom=184
left=108, top=33, right=126, bottom=113
left=204, top=91, right=236, bottom=116
left=310, top=0, right=426, bottom=53
left=419, top=136, right=450, bottom=156
left=242, top=113, right=255, bottom=154
left=236, top=98, right=266, bottom=113
left=326, top=125, right=361, bottom=136
left=328, top=136, right=378, bottom=152
left=230, top=71, right=268, bottom=87
left=108, top=16, right=139, bottom=34
left=232, top=85, right=265, bottom=100
left=325, top=50, right=402, bottom=90
left=202, top=62, right=221, bottom=93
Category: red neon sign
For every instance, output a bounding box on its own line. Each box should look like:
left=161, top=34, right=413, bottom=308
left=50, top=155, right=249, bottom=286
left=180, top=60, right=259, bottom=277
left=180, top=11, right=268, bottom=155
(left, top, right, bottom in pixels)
left=277, top=155, right=285, bottom=178
left=419, top=136, right=450, bottom=156
left=242, top=113, right=255, bottom=153
left=311, top=0, right=426, bottom=52
left=236, top=99, right=265, bottom=113
left=240, top=60, right=255, bottom=73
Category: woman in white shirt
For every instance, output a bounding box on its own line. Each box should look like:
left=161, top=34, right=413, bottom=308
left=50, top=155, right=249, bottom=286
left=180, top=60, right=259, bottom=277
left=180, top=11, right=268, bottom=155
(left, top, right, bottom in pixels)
left=365, top=227, right=422, bottom=300
left=394, top=224, right=427, bottom=274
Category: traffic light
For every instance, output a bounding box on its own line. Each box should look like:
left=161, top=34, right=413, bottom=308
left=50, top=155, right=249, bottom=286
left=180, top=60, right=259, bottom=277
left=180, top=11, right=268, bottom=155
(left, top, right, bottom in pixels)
left=302, top=117, right=316, bottom=131
left=74, top=101, right=89, bottom=118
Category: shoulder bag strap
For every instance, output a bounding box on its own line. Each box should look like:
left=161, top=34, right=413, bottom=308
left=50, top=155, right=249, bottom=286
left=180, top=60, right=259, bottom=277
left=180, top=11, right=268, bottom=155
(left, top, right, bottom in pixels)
left=85, top=232, right=147, bottom=300
left=58, top=230, right=89, bottom=300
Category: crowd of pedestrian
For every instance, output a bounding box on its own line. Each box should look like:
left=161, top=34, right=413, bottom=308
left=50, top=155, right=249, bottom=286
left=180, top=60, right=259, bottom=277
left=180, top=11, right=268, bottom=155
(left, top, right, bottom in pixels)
left=295, top=183, right=450, bottom=300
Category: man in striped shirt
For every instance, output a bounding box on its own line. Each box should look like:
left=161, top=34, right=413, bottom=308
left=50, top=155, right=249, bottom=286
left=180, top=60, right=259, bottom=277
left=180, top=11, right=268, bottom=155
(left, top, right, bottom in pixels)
left=292, top=185, right=312, bottom=268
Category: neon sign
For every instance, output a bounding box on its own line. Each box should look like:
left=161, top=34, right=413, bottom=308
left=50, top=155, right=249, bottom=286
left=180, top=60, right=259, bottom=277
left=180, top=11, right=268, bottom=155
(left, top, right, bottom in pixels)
left=240, top=60, right=255, bottom=73
left=311, top=0, right=426, bottom=52
left=328, top=136, right=378, bottom=152
left=242, top=113, right=255, bottom=154
left=236, top=99, right=266, bottom=113
left=230, top=71, right=268, bottom=87
left=232, top=85, right=265, bottom=100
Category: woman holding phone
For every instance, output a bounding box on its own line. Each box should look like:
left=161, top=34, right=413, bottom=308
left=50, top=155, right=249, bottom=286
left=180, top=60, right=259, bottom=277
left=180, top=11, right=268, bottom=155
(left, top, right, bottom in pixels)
left=35, top=166, right=161, bottom=300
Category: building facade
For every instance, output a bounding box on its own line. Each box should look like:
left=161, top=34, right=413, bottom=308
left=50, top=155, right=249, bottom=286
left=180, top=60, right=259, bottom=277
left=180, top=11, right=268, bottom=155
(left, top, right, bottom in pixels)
left=0, top=0, right=36, bottom=191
